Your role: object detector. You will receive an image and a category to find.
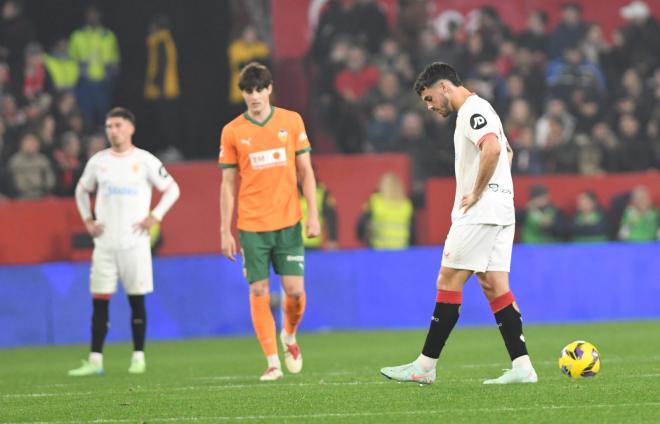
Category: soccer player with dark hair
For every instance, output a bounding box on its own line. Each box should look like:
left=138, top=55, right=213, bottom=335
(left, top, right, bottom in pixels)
left=219, top=63, right=321, bottom=381
left=381, top=62, right=538, bottom=385
left=68, top=107, right=180, bottom=376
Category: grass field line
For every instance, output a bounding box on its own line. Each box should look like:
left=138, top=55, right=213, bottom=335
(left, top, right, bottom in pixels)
left=169, top=380, right=390, bottom=391
left=195, top=370, right=355, bottom=380
left=7, top=401, right=660, bottom=424
left=1, top=391, right=92, bottom=398
left=5, top=371, right=658, bottom=400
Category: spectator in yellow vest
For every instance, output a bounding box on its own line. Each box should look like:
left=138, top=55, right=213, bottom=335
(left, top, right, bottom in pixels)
left=357, top=172, right=415, bottom=249
left=300, top=182, right=338, bottom=250
left=44, top=38, right=79, bottom=92
left=69, top=6, right=120, bottom=130
left=227, top=25, right=270, bottom=112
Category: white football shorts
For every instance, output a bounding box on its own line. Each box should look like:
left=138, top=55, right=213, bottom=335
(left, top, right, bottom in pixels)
left=441, top=223, right=514, bottom=273
left=90, top=240, right=154, bottom=295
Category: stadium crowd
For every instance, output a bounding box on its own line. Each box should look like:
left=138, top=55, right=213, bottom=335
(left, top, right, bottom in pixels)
left=307, top=1, right=660, bottom=177
left=0, top=2, right=119, bottom=200
left=0, top=0, right=658, bottom=243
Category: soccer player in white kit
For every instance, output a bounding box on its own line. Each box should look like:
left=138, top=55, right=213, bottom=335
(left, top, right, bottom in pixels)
left=68, top=107, right=180, bottom=376
left=381, top=62, right=537, bottom=385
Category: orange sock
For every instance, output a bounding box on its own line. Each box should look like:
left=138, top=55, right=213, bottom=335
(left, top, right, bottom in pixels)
left=249, top=293, right=277, bottom=357
left=284, top=293, right=306, bottom=336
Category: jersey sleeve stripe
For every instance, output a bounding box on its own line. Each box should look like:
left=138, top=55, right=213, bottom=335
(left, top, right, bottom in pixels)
left=476, top=132, right=498, bottom=148
left=219, top=163, right=238, bottom=169
left=295, top=147, right=312, bottom=156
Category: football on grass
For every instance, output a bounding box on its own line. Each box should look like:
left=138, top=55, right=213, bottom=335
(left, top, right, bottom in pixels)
left=559, top=340, right=601, bottom=378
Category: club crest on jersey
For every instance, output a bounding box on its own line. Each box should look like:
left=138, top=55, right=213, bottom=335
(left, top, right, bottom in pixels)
left=132, top=163, right=140, bottom=173
left=470, top=114, right=487, bottom=130
left=278, top=129, right=288, bottom=143
left=249, top=147, right=287, bottom=170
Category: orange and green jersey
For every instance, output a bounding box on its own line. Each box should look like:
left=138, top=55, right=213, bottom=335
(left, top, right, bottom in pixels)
left=219, top=107, right=311, bottom=232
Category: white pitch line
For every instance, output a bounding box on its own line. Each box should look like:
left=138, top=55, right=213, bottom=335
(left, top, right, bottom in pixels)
left=6, top=401, right=660, bottom=424
left=195, top=370, right=354, bottom=381
left=169, top=381, right=390, bottom=391
left=2, top=391, right=92, bottom=399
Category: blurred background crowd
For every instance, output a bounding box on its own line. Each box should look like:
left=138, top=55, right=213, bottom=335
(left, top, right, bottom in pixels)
left=0, top=0, right=658, bottom=247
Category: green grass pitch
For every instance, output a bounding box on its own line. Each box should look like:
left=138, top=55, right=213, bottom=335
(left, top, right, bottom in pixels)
left=1, top=321, right=659, bottom=423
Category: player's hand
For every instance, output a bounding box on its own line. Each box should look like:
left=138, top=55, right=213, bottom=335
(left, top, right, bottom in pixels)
left=221, top=232, right=237, bottom=261
left=134, top=215, right=159, bottom=234
left=460, top=192, right=480, bottom=213
left=306, top=216, right=321, bottom=238
left=84, top=219, right=104, bottom=237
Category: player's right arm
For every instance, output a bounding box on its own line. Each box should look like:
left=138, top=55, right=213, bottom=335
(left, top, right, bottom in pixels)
left=74, top=156, right=104, bottom=237
left=218, top=125, right=239, bottom=261
left=506, top=142, right=513, bottom=169
left=220, top=168, right=238, bottom=261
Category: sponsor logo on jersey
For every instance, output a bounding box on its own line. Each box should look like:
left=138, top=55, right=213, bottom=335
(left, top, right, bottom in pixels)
left=105, top=185, right=138, bottom=196
left=286, top=255, right=304, bottom=262
left=240, top=138, right=252, bottom=146
left=249, top=147, right=287, bottom=170
left=278, top=129, right=288, bottom=142
left=299, top=132, right=308, bottom=142
left=470, top=113, right=487, bottom=129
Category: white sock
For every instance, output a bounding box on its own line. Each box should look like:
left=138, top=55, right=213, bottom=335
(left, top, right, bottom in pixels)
left=132, top=351, right=145, bottom=362
left=89, top=352, right=103, bottom=366
left=280, top=330, right=296, bottom=345
left=414, top=354, right=437, bottom=372
left=266, top=354, right=281, bottom=369
left=512, top=355, right=533, bottom=370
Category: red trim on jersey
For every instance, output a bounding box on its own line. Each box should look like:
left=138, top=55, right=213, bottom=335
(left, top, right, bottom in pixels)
left=489, top=291, right=515, bottom=313
left=476, top=132, right=497, bottom=148
left=109, top=146, right=135, bottom=157
left=93, top=293, right=112, bottom=300
left=436, top=290, right=463, bottom=304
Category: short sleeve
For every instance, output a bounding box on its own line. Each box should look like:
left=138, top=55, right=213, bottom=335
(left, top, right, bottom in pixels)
left=145, top=152, right=175, bottom=192
left=463, top=102, right=500, bottom=148
left=77, top=155, right=98, bottom=192
left=294, top=113, right=312, bottom=155
left=219, top=125, right=238, bottom=168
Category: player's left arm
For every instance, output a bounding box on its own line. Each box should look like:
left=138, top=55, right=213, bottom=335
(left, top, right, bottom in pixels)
left=296, top=152, right=321, bottom=238
left=506, top=142, right=513, bottom=169
left=138, top=157, right=181, bottom=232
left=461, top=134, right=501, bottom=213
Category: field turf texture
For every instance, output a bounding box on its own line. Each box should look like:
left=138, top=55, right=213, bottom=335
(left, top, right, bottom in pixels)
left=1, top=320, right=659, bottom=423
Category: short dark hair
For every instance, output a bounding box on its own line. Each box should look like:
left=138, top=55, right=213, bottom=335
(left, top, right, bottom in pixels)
left=106, top=107, right=135, bottom=125
left=413, top=62, right=462, bottom=95
left=238, top=62, right=272, bottom=92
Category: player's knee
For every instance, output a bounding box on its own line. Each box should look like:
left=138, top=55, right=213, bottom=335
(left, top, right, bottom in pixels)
left=249, top=281, right=270, bottom=296
left=284, top=289, right=304, bottom=299
left=476, top=273, right=495, bottom=293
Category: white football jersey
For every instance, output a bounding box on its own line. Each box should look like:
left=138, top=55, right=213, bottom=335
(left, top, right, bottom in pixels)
left=78, top=147, right=175, bottom=250
left=451, top=94, right=515, bottom=225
